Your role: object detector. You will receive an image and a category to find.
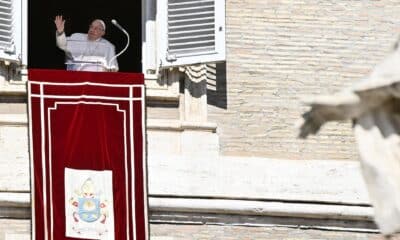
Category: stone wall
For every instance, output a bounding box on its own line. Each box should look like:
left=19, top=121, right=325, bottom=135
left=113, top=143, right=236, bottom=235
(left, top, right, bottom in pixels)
left=208, top=0, right=400, bottom=160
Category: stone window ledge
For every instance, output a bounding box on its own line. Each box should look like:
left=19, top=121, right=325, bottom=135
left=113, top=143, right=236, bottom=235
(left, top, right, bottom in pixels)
left=0, top=82, right=27, bottom=96
left=0, top=114, right=217, bottom=133
left=147, top=119, right=217, bottom=133
left=145, top=73, right=180, bottom=102
left=0, top=114, right=27, bottom=126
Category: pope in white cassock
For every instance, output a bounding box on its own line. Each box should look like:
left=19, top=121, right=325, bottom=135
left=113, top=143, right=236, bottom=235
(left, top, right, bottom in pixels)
left=298, top=39, right=400, bottom=240
left=54, top=15, right=118, bottom=72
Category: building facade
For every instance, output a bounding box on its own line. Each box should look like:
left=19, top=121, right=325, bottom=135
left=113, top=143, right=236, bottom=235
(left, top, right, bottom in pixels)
left=1, top=0, right=400, bottom=238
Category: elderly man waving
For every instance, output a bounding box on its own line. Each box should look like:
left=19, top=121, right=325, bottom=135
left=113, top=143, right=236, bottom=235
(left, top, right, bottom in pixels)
left=54, top=15, right=118, bottom=72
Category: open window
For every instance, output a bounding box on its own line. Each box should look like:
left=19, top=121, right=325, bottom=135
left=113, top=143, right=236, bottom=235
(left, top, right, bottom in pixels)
left=157, top=0, right=225, bottom=68
left=28, top=0, right=141, bottom=72
left=0, top=0, right=27, bottom=65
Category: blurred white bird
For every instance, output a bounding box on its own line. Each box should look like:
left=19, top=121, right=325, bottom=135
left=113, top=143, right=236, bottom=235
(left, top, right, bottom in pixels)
left=298, top=41, right=400, bottom=238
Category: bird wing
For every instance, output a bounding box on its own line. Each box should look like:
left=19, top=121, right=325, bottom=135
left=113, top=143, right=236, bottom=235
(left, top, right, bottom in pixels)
left=298, top=48, right=400, bottom=138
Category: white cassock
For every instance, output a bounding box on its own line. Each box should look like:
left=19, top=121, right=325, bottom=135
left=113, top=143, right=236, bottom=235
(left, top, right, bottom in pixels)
left=56, top=32, right=118, bottom=72
left=299, top=43, right=400, bottom=235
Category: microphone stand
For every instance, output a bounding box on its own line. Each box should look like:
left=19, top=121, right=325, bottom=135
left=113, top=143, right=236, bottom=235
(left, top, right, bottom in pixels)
left=108, top=19, right=130, bottom=70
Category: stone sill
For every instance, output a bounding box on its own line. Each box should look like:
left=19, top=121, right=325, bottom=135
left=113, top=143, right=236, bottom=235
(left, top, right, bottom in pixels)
left=147, top=119, right=217, bottom=132
left=0, top=74, right=179, bottom=102
left=0, top=87, right=179, bottom=102
left=150, top=197, right=373, bottom=221
left=0, top=83, right=27, bottom=96
left=0, top=192, right=373, bottom=221
left=0, top=114, right=27, bottom=126
left=145, top=90, right=179, bottom=102
left=0, top=192, right=30, bottom=208
left=144, top=73, right=180, bottom=102
left=0, top=115, right=217, bottom=133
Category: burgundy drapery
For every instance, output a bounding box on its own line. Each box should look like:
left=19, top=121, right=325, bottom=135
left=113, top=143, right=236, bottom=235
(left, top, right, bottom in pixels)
left=28, top=69, right=148, bottom=240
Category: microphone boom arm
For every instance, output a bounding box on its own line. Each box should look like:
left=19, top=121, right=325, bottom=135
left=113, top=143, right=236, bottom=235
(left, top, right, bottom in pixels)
left=109, top=19, right=130, bottom=70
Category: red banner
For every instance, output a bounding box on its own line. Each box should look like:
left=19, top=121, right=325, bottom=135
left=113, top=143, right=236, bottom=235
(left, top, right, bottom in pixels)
left=28, top=69, right=148, bottom=240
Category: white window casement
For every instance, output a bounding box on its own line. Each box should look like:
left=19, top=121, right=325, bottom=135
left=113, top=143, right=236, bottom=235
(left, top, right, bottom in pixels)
left=143, top=0, right=226, bottom=99
left=0, top=0, right=27, bottom=66
left=156, top=0, right=225, bottom=68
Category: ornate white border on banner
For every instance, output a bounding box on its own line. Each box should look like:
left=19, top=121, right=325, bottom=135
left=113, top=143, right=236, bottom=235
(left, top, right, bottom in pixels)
left=28, top=76, right=148, bottom=240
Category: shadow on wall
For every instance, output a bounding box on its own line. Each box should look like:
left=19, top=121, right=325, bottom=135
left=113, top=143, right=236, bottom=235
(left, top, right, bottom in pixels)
left=177, top=63, right=228, bottom=109
left=207, top=62, right=227, bottom=109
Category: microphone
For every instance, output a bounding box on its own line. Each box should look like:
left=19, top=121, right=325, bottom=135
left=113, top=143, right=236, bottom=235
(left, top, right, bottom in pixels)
left=111, top=19, right=125, bottom=33
left=108, top=19, right=130, bottom=70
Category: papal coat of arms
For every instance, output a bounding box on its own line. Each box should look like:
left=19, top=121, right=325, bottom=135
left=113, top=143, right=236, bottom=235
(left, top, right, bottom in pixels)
left=65, top=168, right=114, bottom=240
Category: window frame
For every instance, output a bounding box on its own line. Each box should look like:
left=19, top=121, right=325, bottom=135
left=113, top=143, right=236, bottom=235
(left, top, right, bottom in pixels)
left=156, top=0, right=226, bottom=68
left=0, top=0, right=27, bottom=66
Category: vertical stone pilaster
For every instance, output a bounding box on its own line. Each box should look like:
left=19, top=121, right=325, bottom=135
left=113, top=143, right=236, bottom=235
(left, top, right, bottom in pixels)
left=178, top=64, right=219, bottom=157
left=179, top=64, right=209, bottom=122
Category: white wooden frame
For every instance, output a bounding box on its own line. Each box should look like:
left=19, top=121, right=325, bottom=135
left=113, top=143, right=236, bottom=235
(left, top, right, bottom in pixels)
left=156, top=0, right=226, bottom=68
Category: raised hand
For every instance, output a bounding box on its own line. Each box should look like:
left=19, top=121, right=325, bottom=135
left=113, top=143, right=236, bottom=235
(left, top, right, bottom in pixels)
left=54, top=15, right=65, bottom=34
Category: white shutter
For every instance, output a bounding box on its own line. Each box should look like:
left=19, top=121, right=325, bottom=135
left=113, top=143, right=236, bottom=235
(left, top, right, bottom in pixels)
left=157, top=0, right=225, bottom=68
left=0, top=0, right=25, bottom=64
